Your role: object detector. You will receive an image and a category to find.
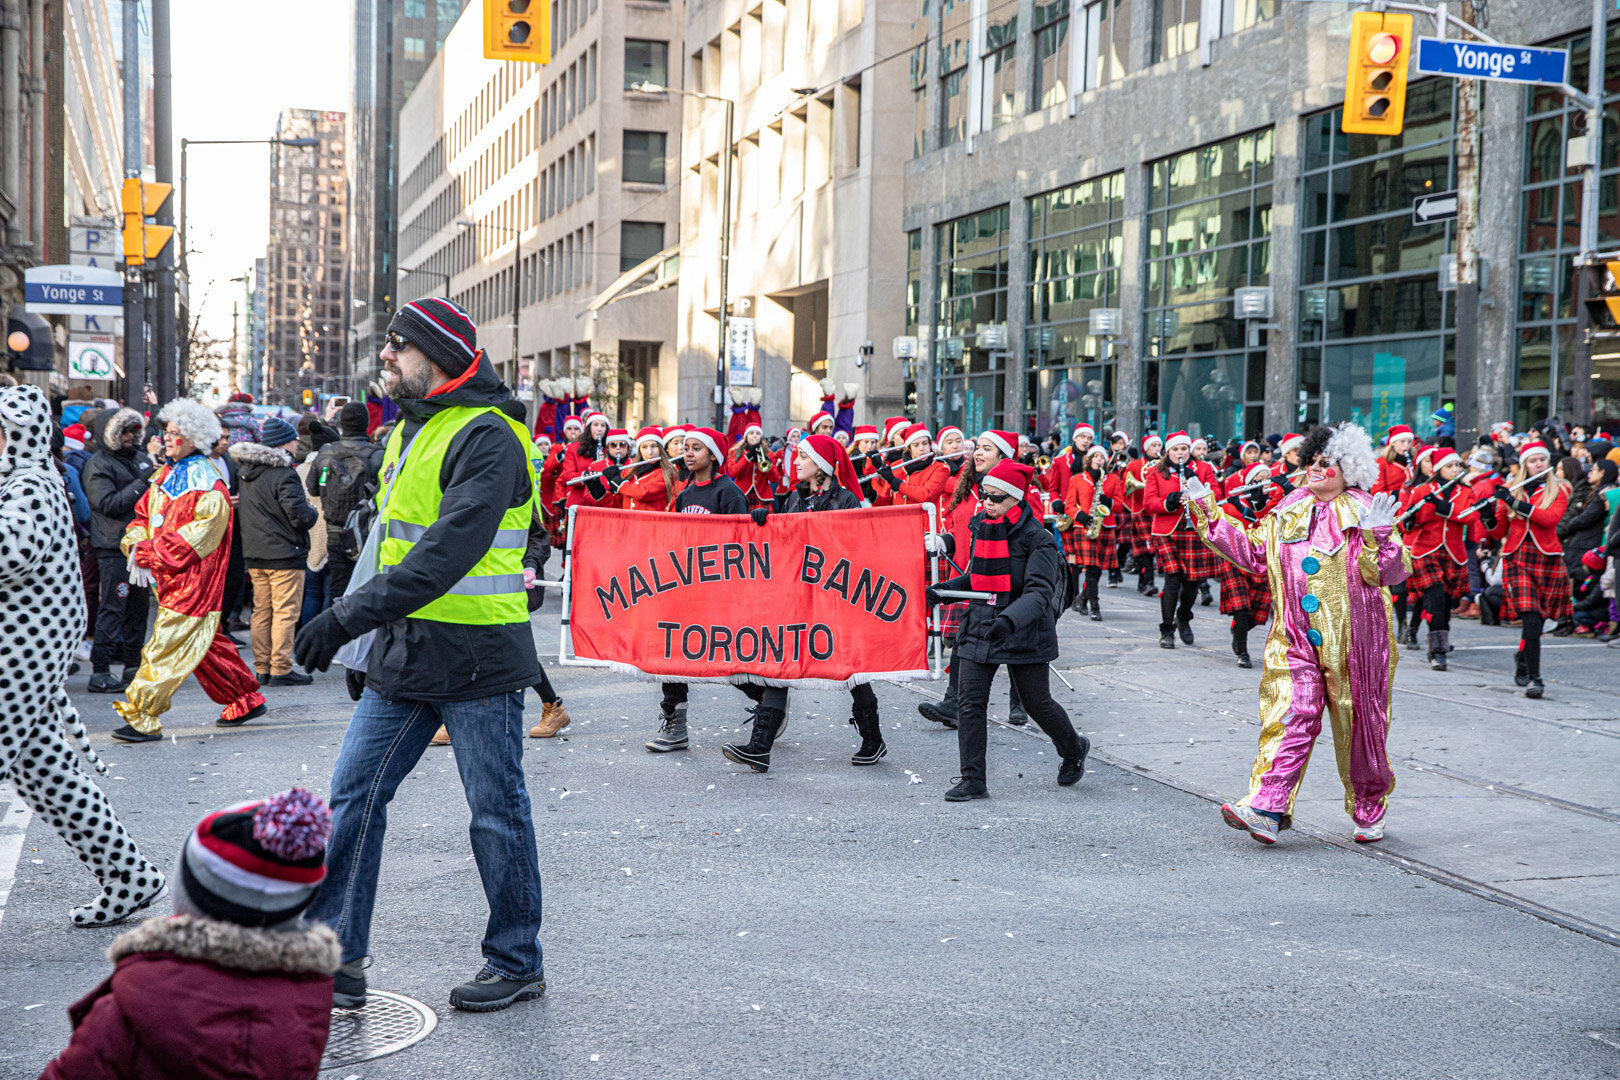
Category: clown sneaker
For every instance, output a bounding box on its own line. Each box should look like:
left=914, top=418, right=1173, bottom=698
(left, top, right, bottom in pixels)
left=1220, top=802, right=1278, bottom=845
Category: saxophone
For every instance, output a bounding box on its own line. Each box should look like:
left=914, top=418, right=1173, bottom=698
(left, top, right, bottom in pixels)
left=1084, top=470, right=1107, bottom=540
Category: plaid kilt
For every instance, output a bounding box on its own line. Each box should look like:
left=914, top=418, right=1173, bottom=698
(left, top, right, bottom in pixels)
left=1153, top=529, right=1222, bottom=580
left=1216, top=560, right=1272, bottom=623
left=1407, top=552, right=1469, bottom=600
left=1064, top=527, right=1120, bottom=568
left=936, top=601, right=967, bottom=640
left=1503, top=545, right=1574, bottom=622
left=1125, top=511, right=1154, bottom=556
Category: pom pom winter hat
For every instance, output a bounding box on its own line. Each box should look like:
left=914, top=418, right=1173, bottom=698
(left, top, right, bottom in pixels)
left=175, top=788, right=332, bottom=929
left=259, top=417, right=299, bottom=448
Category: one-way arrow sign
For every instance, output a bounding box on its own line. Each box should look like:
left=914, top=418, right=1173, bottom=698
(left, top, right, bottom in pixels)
left=1413, top=190, right=1459, bottom=225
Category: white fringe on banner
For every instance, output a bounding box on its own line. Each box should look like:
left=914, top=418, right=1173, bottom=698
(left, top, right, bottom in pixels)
left=576, top=658, right=938, bottom=690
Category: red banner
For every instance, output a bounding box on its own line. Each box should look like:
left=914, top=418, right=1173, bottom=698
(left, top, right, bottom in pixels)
left=566, top=505, right=931, bottom=684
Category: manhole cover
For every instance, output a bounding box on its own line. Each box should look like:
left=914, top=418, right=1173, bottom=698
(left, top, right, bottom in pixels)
left=321, top=990, right=437, bottom=1069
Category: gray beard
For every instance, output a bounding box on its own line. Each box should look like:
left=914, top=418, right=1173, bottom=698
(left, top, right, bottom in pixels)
left=394, top=365, right=437, bottom=400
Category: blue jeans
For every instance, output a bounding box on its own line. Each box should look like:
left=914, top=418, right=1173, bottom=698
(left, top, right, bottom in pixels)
left=300, top=567, right=329, bottom=628
left=306, top=688, right=544, bottom=980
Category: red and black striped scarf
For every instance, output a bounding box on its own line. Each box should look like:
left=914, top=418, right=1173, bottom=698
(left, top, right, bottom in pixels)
left=970, top=503, right=1024, bottom=604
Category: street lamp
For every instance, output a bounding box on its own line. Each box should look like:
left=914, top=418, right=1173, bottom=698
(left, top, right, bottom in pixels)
left=178, top=135, right=319, bottom=386
left=401, top=263, right=454, bottom=298
left=457, top=218, right=523, bottom=382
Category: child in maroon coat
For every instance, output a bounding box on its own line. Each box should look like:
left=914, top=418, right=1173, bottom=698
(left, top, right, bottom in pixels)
left=41, top=789, right=338, bottom=1080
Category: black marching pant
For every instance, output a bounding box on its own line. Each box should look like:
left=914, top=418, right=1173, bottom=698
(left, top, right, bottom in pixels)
left=1158, top=573, right=1197, bottom=631
left=90, top=551, right=149, bottom=673
left=955, top=659, right=1082, bottom=782
left=1422, top=583, right=1451, bottom=634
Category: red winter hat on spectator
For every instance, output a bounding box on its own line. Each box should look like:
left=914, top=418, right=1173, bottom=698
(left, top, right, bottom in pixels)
left=798, top=433, right=865, bottom=501
left=982, top=459, right=1036, bottom=503
left=684, top=426, right=729, bottom=463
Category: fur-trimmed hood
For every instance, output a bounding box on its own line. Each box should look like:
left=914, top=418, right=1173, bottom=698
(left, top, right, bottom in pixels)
left=228, top=441, right=294, bottom=469
left=93, top=406, right=146, bottom=452
left=109, top=914, right=340, bottom=975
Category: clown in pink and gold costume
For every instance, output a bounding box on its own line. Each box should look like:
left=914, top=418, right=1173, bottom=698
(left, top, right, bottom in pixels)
left=1183, top=422, right=1411, bottom=846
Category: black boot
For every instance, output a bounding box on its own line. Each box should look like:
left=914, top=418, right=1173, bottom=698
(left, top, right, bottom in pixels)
left=1402, top=619, right=1421, bottom=649
left=850, top=703, right=886, bottom=765
left=920, top=663, right=959, bottom=728
left=1139, top=556, right=1158, bottom=597
left=1428, top=630, right=1448, bottom=671
left=1007, top=682, right=1028, bottom=727
left=1086, top=570, right=1103, bottom=621
left=1159, top=623, right=1176, bottom=649
left=944, top=776, right=989, bottom=801
left=1514, top=648, right=1529, bottom=687
left=1231, top=613, right=1252, bottom=669
left=722, top=707, right=782, bottom=773
left=1199, top=581, right=1214, bottom=607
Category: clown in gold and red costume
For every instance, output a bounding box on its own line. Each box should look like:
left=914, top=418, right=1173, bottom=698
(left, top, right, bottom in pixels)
left=112, top=400, right=265, bottom=740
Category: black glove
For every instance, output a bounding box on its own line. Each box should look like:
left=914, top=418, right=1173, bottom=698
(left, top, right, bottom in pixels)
left=1492, top=486, right=1512, bottom=503
left=877, top=462, right=900, bottom=487
left=926, top=585, right=944, bottom=608
left=1477, top=501, right=1499, bottom=528
left=294, top=608, right=353, bottom=673
left=1247, top=490, right=1269, bottom=512
left=987, top=616, right=1014, bottom=644
left=345, top=668, right=366, bottom=702
left=1076, top=510, right=1093, bottom=526
left=1425, top=496, right=1453, bottom=516
left=859, top=478, right=877, bottom=503
left=602, top=462, right=623, bottom=490
left=1099, top=495, right=1113, bottom=511
left=1164, top=490, right=1183, bottom=511
left=751, top=506, right=769, bottom=527
left=584, top=475, right=608, bottom=501
left=1511, top=498, right=1534, bottom=517
left=1052, top=500, right=1066, bottom=515
left=1239, top=504, right=1258, bottom=524
left=903, top=456, right=933, bottom=475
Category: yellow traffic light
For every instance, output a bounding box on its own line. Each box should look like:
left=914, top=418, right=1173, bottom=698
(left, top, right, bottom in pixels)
left=1342, top=12, right=1413, bottom=136
left=484, top=0, right=550, bottom=63
left=120, top=178, right=175, bottom=266
left=302, top=389, right=315, bottom=407
left=1583, top=261, right=1620, bottom=330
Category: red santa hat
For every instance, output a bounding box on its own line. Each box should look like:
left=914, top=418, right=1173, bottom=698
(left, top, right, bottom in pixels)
left=1518, top=439, right=1551, bottom=463
left=798, top=433, right=864, bottom=499
left=900, top=422, right=933, bottom=449
left=1385, top=424, right=1414, bottom=444
left=936, top=424, right=965, bottom=445
left=661, top=425, right=688, bottom=448
left=882, top=416, right=910, bottom=442
left=1083, top=444, right=1109, bottom=465
left=980, top=429, right=1019, bottom=460
left=1490, top=421, right=1515, bottom=440
left=1071, top=422, right=1095, bottom=442
left=605, top=428, right=631, bottom=445
left=808, top=411, right=836, bottom=434
left=743, top=421, right=763, bottom=439
left=1164, top=430, right=1193, bottom=452
left=580, top=410, right=608, bottom=429
left=1142, top=432, right=1162, bottom=450
left=1244, top=463, right=1271, bottom=485
left=1278, top=433, right=1304, bottom=455
left=635, top=426, right=663, bottom=449
left=1110, top=429, right=1130, bottom=443
left=783, top=425, right=803, bottom=442
left=562, top=415, right=585, bottom=433
left=1430, top=449, right=1461, bottom=471
left=852, top=424, right=879, bottom=441
left=1413, top=444, right=1437, bottom=470
left=684, top=427, right=729, bottom=463
left=981, top=459, right=1036, bottom=502
left=1240, top=439, right=1261, bottom=454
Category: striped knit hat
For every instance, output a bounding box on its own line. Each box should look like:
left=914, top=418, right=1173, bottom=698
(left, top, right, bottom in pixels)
left=175, top=788, right=332, bottom=929
left=386, top=297, right=479, bottom=378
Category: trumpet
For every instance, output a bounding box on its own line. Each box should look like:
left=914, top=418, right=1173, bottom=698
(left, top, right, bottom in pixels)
left=1035, top=454, right=1052, bottom=472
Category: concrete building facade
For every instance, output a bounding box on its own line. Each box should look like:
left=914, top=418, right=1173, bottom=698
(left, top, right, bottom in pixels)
left=674, top=0, right=914, bottom=432
left=264, top=108, right=348, bottom=402
left=396, top=0, right=685, bottom=426
left=902, top=0, right=1620, bottom=444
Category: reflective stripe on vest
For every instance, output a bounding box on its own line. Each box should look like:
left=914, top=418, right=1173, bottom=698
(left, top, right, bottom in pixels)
left=376, top=406, right=537, bottom=625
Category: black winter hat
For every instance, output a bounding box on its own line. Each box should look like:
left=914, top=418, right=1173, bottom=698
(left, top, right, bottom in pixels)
left=339, top=401, right=370, bottom=437
left=386, top=297, right=479, bottom=378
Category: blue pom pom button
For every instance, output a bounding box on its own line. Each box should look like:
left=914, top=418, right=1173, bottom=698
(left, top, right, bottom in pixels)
left=1307, top=628, right=1323, bottom=648
left=1301, top=556, right=1320, bottom=575
left=1300, top=593, right=1320, bottom=614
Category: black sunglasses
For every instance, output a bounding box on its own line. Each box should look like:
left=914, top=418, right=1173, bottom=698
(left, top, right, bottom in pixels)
left=977, top=487, right=1014, bottom=504
left=384, top=331, right=414, bottom=353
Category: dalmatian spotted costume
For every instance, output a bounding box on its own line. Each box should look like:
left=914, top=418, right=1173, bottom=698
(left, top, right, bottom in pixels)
left=0, top=385, right=165, bottom=925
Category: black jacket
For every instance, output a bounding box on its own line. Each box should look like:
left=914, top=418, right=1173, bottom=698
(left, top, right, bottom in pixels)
left=781, top=481, right=861, bottom=514
left=1560, top=483, right=1614, bottom=571
left=938, top=507, right=1062, bottom=665
left=230, top=442, right=320, bottom=570
left=306, top=435, right=384, bottom=536
left=333, top=352, right=542, bottom=702
left=79, top=408, right=155, bottom=553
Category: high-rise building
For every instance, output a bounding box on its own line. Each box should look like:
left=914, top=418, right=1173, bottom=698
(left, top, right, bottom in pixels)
left=396, top=0, right=685, bottom=426
left=673, top=0, right=912, bottom=432
left=248, top=256, right=269, bottom=397
left=349, top=0, right=469, bottom=373
left=264, top=109, right=348, bottom=403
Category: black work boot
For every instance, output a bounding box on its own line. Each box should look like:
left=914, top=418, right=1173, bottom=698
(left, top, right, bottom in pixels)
left=1199, top=581, right=1214, bottom=607
left=1058, top=734, right=1091, bottom=786
left=1007, top=683, right=1028, bottom=726
left=722, top=706, right=783, bottom=772
left=645, top=702, right=688, bottom=752
left=448, top=968, right=546, bottom=1012
left=944, top=776, right=989, bottom=801
left=332, top=957, right=369, bottom=1009
left=850, top=704, right=886, bottom=765
left=1514, top=648, right=1530, bottom=687
left=919, top=674, right=958, bottom=728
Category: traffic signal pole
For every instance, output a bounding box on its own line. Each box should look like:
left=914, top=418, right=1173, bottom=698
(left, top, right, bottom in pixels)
left=1570, top=0, right=1606, bottom=426
left=120, top=0, right=145, bottom=411
left=151, top=0, right=177, bottom=403
left=1452, top=2, right=1481, bottom=450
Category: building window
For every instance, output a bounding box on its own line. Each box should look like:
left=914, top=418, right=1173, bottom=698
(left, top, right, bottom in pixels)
left=436, top=0, right=461, bottom=23
left=981, top=9, right=1017, bottom=130
left=935, top=205, right=1011, bottom=434
left=622, top=130, right=668, bottom=184
left=1515, top=25, right=1620, bottom=430
left=1144, top=128, right=1274, bottom=441
left=403, top=36, right=426, bottom=63
left=1155, top=0, right=1197, bottom=64
left=1297, top=80, right=1457, bottom=436
left=1225, top=0, right=1275, bottom=35
left=624, top=39, right=669, bottom=90
left=620, top=222, right=664, bottom=272
left=1082, top=0, right=1131, bottom=88
left=1032, top=1, right=1070, bottom=111
left=1026, top=173, right=1125, bottom=439
left=939, top=0, right=970, bottom=148
left=403, top=0, right=426, bottom=18
left=905, top=229, right=923, bottom=415
left=908, top=0, right=930, bottom=158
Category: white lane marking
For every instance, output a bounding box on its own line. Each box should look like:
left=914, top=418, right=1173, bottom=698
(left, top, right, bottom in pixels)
left=0, top=782, right=34, bottom=930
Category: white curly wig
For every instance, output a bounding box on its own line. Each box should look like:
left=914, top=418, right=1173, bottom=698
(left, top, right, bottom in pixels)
left=158, top=398, right=223, bottom=448
left=1322, top=422, right=1379, bottom=491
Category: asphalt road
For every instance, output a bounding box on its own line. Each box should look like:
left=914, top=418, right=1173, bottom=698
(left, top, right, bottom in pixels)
left=2, top=585, right=1617, bottom=1079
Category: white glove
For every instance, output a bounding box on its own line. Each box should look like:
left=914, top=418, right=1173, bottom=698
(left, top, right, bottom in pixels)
left=1358, top=491, right=1398, bottom=531
left=819, top=377, right=835, bottom=396
left=924, top=533, right=948, bottom=556
left=126, top=545, right=156, bottom=590
left=1182, top=474, right=1212, bottom=503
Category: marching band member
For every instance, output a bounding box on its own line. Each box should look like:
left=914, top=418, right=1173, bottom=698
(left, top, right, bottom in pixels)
left=922, top=430, right=1031, bottom=730
left=879, top=423, right=945, bottom=507
left=1184, top=422, right=1408, bottom=846
left=726, top=421, right=783, bottom=509
left=1061, top=444, right=1123, bottom=621
left=775, top=426, right=804, bottom=506
left=1475, top=440, right=1571, bottom=699
left=1271, top=433, right=1305, bottom=484
left=539, top=414, right=581, bottom=548
left=851, top=424, right=881, bottom=458
left=561, top=411, right=609, bottom=509
left=1144, top=431, right=1219, bottom=649
left=883, top=417, right=910, bottom=451
left=897, top=424, right=964, bottom=514
left=1125, top=433, right=1162, bottom=596
left=617, top=427, right=677, bottom=512
left=1374, top=424, right=1415, bottom=495
left=1393, top=446, right=1441, bottom=648
left=1215, top=462, right=1279, bottom=668
left=722, top=434, right=886, bottom=772
left=1107, top=430, right=1133, bottom=583
left=1042, top=422, right=1094, bottom=500
left=1401, top=448, right=1475, bottom=671
left=928, top=460, right=1090, bottom=802
left=644, top=427, right=764, bottom=754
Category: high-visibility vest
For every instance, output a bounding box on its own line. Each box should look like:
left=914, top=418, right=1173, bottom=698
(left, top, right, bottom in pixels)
left=377, top=406, right=536, bottom=624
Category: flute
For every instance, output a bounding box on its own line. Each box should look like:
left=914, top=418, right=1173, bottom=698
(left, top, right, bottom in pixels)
left=1394, top=469, right=1484, bottom=527
left=565, top=458, right=662, bottom=488
left=1454, top=467, right=1552, bottom=520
